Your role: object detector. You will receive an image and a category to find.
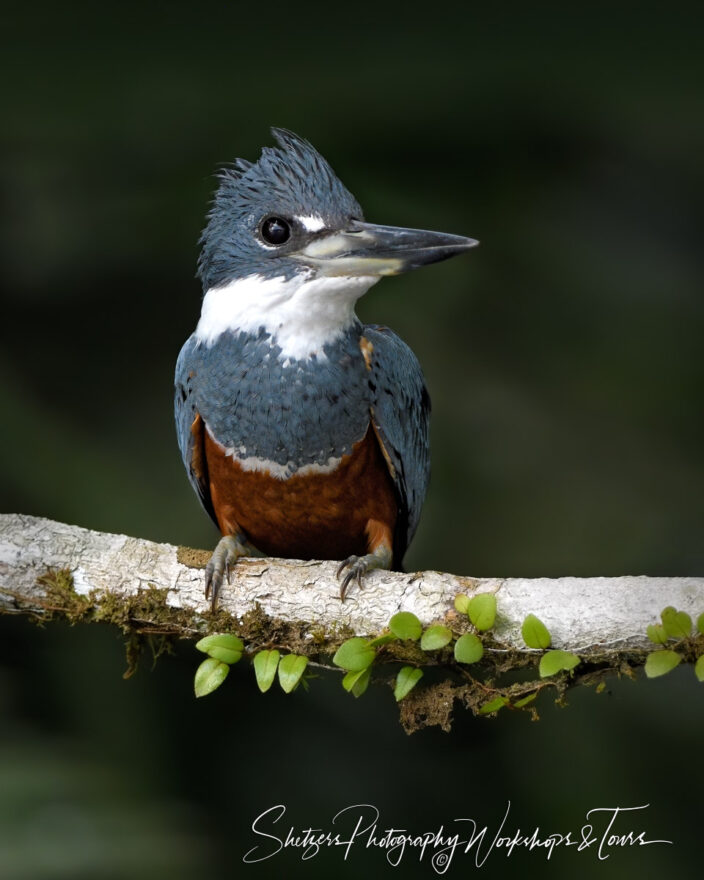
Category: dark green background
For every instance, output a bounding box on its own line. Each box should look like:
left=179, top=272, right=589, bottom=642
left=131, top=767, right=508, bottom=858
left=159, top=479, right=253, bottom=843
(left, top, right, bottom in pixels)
left=1, top=2, right=702, bottom=877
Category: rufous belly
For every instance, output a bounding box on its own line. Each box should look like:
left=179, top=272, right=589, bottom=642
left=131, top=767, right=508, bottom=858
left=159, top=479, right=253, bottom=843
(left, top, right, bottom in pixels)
left=203, top=424, right=398, bottom=560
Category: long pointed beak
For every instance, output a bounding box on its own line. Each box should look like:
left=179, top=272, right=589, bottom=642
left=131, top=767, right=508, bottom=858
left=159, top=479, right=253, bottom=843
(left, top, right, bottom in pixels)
left=293, top=219, right=478, bottom=277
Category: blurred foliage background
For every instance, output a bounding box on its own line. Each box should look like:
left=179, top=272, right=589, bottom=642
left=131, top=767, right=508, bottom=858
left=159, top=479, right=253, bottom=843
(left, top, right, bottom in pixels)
left=1, top=1, right=702, bottom=877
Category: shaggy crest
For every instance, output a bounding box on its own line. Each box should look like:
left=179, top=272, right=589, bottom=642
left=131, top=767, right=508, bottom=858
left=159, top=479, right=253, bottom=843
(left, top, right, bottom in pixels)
left=197, top=128, right=363, bottom=290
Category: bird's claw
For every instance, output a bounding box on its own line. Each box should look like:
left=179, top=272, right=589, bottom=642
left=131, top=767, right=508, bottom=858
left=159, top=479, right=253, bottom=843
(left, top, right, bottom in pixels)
left=205, top=535, right=245, bottom=611
left=336, top=544, right=394, bottom=600
left=337, top=555, right=370, bottom=601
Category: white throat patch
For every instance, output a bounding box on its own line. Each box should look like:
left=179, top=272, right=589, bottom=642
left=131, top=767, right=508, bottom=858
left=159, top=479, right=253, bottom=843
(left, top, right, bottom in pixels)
left=195, top=273, right=379, bottom=361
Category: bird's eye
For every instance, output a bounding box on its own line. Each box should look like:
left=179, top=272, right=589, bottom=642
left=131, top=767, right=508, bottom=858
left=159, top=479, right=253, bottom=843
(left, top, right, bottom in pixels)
left=260, top=217, right=291, bottom=245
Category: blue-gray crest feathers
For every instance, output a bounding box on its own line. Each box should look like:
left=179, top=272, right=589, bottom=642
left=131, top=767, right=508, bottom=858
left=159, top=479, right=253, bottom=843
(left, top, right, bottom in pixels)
left=197, top=128, right=363, bottom=290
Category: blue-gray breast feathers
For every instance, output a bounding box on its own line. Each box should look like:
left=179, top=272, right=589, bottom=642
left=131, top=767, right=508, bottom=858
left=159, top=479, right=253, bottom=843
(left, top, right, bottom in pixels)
left=363, top=325, right=431, bottom=559
left=174, top=326, right=372, bottom=514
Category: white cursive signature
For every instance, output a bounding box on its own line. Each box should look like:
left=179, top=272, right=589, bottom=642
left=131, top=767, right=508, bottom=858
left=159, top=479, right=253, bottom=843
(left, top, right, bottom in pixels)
left=242, top=802, right=671, bottom=871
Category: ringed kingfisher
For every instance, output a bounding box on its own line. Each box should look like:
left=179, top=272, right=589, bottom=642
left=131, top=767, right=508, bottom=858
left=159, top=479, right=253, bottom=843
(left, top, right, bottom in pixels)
left=175, top=128, right=477, bottom=609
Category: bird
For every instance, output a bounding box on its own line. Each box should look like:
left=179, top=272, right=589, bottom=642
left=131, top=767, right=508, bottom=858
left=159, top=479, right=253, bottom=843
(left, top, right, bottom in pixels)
left=175, top=128, right=477, bottom=610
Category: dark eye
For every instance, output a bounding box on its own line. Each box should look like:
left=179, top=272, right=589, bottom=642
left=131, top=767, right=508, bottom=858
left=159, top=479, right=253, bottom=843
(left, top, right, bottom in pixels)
left=260, top=217, right=291, bottom=245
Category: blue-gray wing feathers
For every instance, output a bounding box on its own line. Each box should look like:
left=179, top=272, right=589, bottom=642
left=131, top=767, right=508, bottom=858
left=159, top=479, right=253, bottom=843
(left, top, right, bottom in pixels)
left=174, top=336, right=217, bottom=525
left=363, top=325, right=431, bottom=561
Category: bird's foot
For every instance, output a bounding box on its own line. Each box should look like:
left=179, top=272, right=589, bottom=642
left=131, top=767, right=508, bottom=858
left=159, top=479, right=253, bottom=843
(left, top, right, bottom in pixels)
left=336, top=544, right=393, bottom=600
left=205, top=534, right=251, bottom=611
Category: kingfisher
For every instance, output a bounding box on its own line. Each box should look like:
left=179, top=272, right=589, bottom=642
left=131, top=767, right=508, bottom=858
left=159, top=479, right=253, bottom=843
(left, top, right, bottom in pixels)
left=175, top=128, right=476, bottom=609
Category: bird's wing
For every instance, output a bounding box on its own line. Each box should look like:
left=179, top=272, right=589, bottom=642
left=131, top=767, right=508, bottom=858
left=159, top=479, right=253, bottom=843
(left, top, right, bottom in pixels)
left=362, top=325, right=431, bottom=562
left=174, top=336, right=217, bottom=526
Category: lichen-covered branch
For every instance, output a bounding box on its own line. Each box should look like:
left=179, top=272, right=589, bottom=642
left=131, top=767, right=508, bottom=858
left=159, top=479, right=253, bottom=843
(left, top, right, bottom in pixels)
left=1, top=513, right=702, bottom=655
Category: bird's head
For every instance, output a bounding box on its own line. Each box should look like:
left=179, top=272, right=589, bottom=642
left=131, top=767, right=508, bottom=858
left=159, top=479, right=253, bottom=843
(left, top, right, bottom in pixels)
left=195, top=128, right=477, bottom=359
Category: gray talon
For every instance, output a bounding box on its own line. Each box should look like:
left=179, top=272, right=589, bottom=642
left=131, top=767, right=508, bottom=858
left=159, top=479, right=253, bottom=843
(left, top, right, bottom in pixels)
left=337, top=555, right=370, bottom=600
left=336, top=545, right=393, bottom=601
left=205, top=535, right=248, bottom=610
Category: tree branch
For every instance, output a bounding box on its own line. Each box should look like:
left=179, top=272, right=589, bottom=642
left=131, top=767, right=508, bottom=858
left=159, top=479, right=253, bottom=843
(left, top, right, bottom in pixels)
left=2, top=513, right=702, bottom=656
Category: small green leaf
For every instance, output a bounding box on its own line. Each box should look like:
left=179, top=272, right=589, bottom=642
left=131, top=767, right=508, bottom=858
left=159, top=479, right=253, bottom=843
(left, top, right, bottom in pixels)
left=194, top=657, right=229, bottom=697
left=661, top=606, right=692, bottom=640
left=694, top=655, right=704, bottom=683
left=596, top=682, right=606, bottom=694
left=332, top=637, right=376, bottom=672
left=454, top=594, right=470, bottom=614
left=342, top=667, right=371, bottom=697
left=697, top=613, right=704, bottom=636
left=420, top=625, right=452, bottom=651
left=253, top=650, right=280, bottom=693
left=389, top=612, right=422, bottom=641
left=513, top=692, right=537, bottom=708
left=644, top=650, right=682, bottom=679
left=539, top=650, right=580, bottom=678
left=454, top=633, right=484, bottom=664
left=478, top=696, right=509, bottom=715
left=367, top=633, right=397, bottom=648
left=468, top=594, right=497, bottom=631
left=278, top=654, right=308, bottom=693
left=646, top=624, right=669, bottom=645
left=394, top=666, right=423, bottom=701
left=521, top=614, right=551, bottom=649
left=195, top=633, right=244, bottom=665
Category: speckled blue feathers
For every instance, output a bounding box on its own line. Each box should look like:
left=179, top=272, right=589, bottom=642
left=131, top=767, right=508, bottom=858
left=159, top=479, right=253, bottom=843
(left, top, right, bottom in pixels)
left=176, top=326, right=370, bottom=474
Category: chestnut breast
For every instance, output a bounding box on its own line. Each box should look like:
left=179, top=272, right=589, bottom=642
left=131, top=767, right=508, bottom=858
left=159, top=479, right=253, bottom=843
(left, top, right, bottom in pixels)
left=204, top=423, right=397, bottom=560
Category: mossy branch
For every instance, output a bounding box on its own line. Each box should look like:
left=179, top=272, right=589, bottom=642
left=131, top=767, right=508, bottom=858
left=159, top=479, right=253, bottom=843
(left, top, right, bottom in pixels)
left=3, top=513, right=703, bottom=732
left=2, top=513, right=702, bottom=655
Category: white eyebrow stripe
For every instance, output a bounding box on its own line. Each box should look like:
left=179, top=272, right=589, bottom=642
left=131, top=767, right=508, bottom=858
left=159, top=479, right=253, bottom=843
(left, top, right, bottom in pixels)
left=297, top=214, right=326, bottom=232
